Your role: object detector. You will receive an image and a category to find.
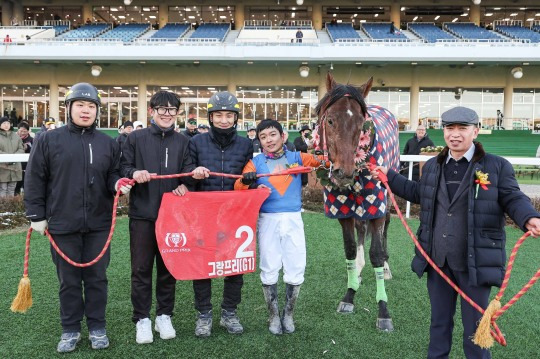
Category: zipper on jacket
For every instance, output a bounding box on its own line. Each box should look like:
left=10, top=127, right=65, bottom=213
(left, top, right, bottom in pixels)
left=89, top=143, right=93, bottom=164
left=81, top=129, right=88, bottom=231
left=165, top=148, right=169, bottom=168
left=221, top=149, right=225, bottom=190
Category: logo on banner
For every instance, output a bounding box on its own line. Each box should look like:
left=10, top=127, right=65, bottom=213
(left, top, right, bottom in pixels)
left=165, top=232, right=187, bottom=248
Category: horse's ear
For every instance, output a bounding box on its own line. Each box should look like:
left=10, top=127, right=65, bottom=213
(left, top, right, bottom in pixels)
left=326, top=72, right=337, bottom=92
left=358, top=77, right=373, bottom=98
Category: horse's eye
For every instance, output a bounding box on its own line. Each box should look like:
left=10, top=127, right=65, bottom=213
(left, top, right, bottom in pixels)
left=328, top=119, right=334, bottom=125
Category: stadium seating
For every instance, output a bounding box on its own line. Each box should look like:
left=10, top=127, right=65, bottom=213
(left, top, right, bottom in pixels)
left=59, top=23, right=110, bottom=39
left=326, top=23, right=361, bottom=42
left=98, top=23, right=150, bottom=42
left=190, top=23, right=230, bottom=41
left=532, top=25, right=540, bottom=33
left=444, top=23, right=503, bottom=41
left=53, top=25, right=69, bottom=36
left=408, top=23, right=456, bottom=43
left=150, top=23, right=190, bottom=40
left=495, top=25, right=540, bottom=43
left=362, top=23, right=409, bottom=41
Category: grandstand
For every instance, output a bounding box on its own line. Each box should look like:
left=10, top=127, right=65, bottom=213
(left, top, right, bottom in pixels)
left=444, top=22, right=505, bottom=41
left=98, top=23, right=150, bottom=42
left=59, top=23, right=110, bottom=39
left=407, top=23, right=456, bottom=43
left=0, top=0, right=537, bottom=137
left=150, top=23, right=190, bottom=40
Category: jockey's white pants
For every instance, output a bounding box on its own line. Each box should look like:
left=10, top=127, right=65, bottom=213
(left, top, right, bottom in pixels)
left=257, top=212, right=306, bottom=286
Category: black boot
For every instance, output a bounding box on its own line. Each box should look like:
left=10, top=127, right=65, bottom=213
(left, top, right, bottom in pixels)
left=281, top=284, right=301, bottom=334
left=262, top=284, right=282, bottom=335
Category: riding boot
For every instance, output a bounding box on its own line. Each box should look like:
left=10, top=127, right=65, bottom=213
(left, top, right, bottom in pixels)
left=281, top=284, right=301, bottom=334
left=262, top=284, right=282, bottom=335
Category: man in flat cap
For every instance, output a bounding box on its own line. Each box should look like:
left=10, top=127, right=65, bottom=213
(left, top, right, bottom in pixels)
left=371, top=106, right=540, bottom=359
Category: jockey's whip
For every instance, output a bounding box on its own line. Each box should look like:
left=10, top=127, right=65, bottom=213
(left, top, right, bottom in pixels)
left=368, top=163, right=539, bottom=348
left=11, top=167, right=313, bottom=313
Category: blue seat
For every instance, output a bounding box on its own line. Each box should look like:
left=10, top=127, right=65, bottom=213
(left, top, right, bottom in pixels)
left=444, top=23, right=503, bottom=41
left=98, top=23, right=150, bottom=42
left=59, top=24, right=110, bottom=39
left=190, top=23, right=230, bottom=41
left=362, top=23, right=409, bottom=41
left=408, top=23, right=456, bottom=43
left=496, top=25, right=540, bottom=43
left=326, top=23, right=360, bottom=42
left=151, top=23, right=190, bottom=40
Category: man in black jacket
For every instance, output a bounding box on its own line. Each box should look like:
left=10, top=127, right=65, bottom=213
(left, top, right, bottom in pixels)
left=182, top=118, right=199, bottom=138
left=116, top=120, right=133, bottom=152
left=121, top=91, right=195, bottom=345
left=401, top=124, right=435, bottom=181
left=25, top=83, right=129, bottom=353
left=190, top=91, right=253, bottom=337
left=293, top=125, right=312, bottom=186
left=372, top=106, right=540, bottom=359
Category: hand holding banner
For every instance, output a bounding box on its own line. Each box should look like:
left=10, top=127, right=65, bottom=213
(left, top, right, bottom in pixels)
left=155, top=189, right=270, bottom=280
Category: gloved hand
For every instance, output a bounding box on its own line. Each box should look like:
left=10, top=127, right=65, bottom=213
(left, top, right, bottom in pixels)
left=31, top=220, right=48, bottom=236
left=241, top=172, right=258, bottom=186
left=115, top=178, right=133, bottom=195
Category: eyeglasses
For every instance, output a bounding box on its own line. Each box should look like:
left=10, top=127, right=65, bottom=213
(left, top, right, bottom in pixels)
left=155, top=107, right=178, bottom=116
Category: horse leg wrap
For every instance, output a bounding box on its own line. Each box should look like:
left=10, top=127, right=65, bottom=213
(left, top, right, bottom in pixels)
left=281, top=284, right=301, bottom=334
left=374, top=267, right=388, bottom=303
left=262, top=284, right=282, bottom=335
left=346, top=260, right=360, bottom=291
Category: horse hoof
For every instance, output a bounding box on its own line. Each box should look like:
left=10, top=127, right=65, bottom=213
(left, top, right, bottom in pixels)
left=337, top=302, right=354, bottom=314
left=376, top=318, right=394, bottom=332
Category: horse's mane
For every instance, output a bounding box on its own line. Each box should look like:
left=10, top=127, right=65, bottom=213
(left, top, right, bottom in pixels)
left=315, top=84, right=367, bottom=118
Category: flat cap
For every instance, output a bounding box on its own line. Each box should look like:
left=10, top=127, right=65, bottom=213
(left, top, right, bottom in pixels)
left=441, top=106, right=479, bottom=126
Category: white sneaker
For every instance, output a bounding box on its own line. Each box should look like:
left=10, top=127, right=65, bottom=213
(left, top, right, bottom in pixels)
left=155, top=314, right=176, bottom=340
left=136, top=318, right=153, bottom=344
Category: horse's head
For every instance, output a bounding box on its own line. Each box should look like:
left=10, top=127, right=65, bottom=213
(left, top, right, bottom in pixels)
left=315, top=73, right=374, bottom=189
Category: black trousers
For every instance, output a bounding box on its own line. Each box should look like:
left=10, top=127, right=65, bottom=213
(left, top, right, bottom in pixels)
left=193, top=274, right=243, bottom=313
left=130, top=218, right=176, bottom=323
left=426, top=263, right=491, bottom=359
left=50, top=230, right=110, bottom=333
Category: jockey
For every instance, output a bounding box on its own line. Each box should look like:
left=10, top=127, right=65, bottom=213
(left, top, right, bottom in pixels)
left=234, top=119, right=326, bottom=335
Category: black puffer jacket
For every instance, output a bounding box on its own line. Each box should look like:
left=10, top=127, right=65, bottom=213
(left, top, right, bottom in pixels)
left=24, top=122, right=120, bottom=234
left=387, top=142, right=539, bottom=287
left=189, top=130, right=253, bottom=191
left=121, top=123, right=196, bottom=221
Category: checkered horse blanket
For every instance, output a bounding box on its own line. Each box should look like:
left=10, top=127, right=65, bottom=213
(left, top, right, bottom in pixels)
left=323, top=104, right=400, bottom=220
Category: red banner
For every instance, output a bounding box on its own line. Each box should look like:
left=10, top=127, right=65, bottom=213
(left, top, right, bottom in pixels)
left=155, top=189, right=270, bottom=280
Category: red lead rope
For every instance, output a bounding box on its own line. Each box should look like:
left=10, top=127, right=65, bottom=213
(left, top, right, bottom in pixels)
left=24, top=167, right=313, bottom=268
left=369, top=164, right=539, bottom=347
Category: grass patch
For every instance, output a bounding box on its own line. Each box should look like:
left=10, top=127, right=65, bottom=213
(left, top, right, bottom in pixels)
left=1, top=214, right=539, bottom=358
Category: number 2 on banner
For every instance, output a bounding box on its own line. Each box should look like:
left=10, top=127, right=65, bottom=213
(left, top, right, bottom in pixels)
left=235, top=225, right=254, bottom=258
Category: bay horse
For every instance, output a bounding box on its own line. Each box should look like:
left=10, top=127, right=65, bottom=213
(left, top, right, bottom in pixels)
left=314, top=73, right=400, bottom=331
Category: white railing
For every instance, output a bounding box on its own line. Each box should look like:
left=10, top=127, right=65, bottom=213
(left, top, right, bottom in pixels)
left=235, top=38, right=320, bottom=45
left=400, top=155, right=540, bottom=217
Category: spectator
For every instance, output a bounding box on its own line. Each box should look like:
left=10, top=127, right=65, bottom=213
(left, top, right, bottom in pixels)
left=0, top=116, right=23, bottom=197
left=116, top=120, right=133, bottom=152
left=496, top=110, right=504, bottom=130
left=389, top=21, right=395, bottom=35
left=10, top=108, right=17, bottom=123
left=401, top=125, right=435, bottom=181
left=133, top=120, right=145, bottom=130
left=15, top=121, right=33, bottom=195
left=282, top=129, right=296, bottom=152
left=295, top=29, right=303, bottom=43
left=34, top=117, right=56, bottom=142
left=189, top=91, right=253, bottom=338
left=182, top=118, right=199, bottom=138
left=86, top=18, right=92, bottom=24
left=246, top=126, right=261, bottom=152
left=293, top=125, right=313, bottom=186
left=197, top=124, right=209, bottom=133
